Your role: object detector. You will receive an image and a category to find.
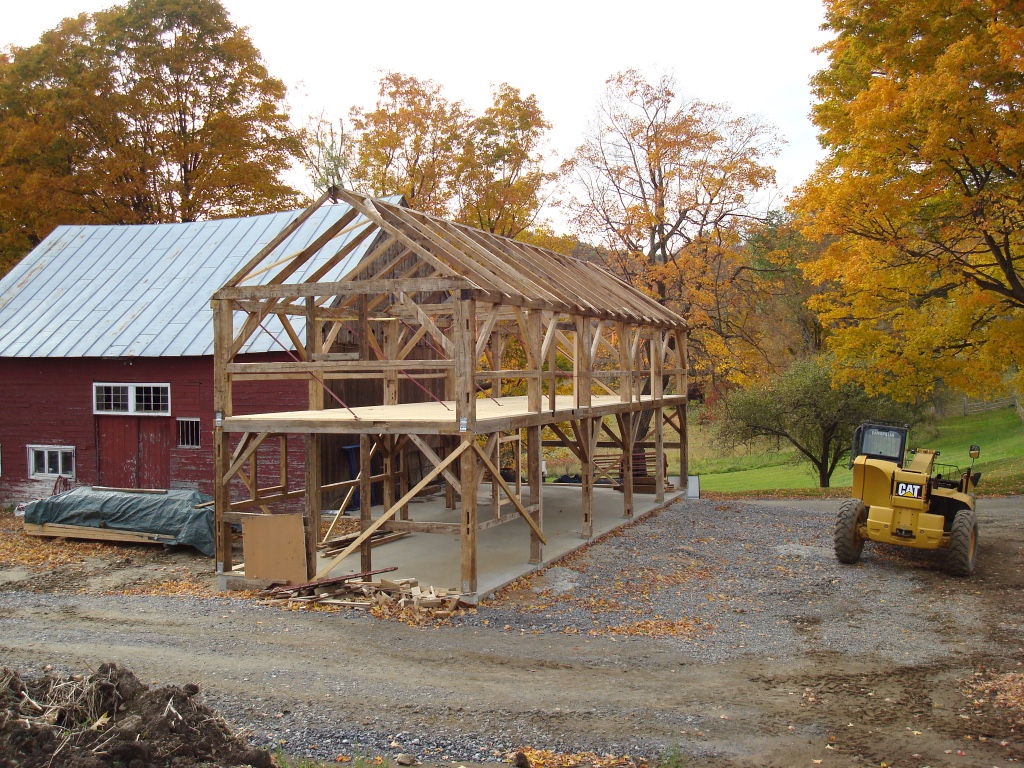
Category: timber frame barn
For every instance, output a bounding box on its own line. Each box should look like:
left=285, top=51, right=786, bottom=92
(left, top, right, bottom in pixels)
left=212, top=188, right=689, bottom=597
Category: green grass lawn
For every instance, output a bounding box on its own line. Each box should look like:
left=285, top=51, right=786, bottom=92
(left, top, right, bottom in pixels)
left=690, top=406, right=1023, bottom=495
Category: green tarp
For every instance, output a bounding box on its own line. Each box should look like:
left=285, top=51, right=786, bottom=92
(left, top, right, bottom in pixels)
left=24, top=487, right=214, bottom=557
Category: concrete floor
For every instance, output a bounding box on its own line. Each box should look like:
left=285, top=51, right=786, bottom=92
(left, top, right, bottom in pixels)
left=316, top=479, right=686, bottom=600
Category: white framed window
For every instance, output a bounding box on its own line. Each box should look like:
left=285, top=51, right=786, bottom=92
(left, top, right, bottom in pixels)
left=28, top=445, right=75, bottom=479
left=176, top=418, right=201, bottom=448
left=93, top=383, right=171, bottom=416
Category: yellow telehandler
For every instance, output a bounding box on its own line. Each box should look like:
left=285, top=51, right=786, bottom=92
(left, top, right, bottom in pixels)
left=834, top=423, right=981, bottom=575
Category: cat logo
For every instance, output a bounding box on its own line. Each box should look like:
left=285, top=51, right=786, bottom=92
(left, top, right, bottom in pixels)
left=897, top=482, right=923, bottom=498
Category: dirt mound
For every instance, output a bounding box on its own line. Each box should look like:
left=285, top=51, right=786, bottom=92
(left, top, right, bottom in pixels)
left=0, top=663, right=272, bottom=768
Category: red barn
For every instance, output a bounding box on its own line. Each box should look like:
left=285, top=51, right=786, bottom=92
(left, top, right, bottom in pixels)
left=0, top=200, right=390, bottom=504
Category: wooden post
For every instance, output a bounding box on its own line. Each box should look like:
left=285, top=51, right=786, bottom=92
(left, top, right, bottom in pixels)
left=547, top=322, right=558, bottom=410
left=399, top=438, right=410, bottom=521
left=580, top=418, right=594, bottom=538
left=212, top=298, right=234, bottom=579
left=618, top=323, right=633, bottom=403
left=574, top=317, right=593, bottom=409
left=527, top=424, right=543, bottom=563
left=675, top=330, right=689, bottom=491
left=526, top=310, right=544, bottom=563
left=491, top=330, right=503, bottom=399
left=382, top=320, right=398, bottom=519
left=620, top=413, right=634, bottom=519
left=304, top=297, right=323, bottom=579
left=679, top=403, right=689, bottom=492
left=359, top=432, right=372, bottom=573
left=455, top=296, right=478, bottom=594
left=651, top=330, right=665, bottom=502
left=490, top=432, right=501, bottom=520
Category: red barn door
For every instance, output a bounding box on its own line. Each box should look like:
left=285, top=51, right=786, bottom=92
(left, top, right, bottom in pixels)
left=138, top=418, right=170, bottom=488
left=97, top=416, right=170, bottom=489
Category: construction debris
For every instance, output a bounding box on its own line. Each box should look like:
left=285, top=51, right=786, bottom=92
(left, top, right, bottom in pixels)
left=258, top=570, right=469, bottom=619
left=317, top=529, right=408, bottom=556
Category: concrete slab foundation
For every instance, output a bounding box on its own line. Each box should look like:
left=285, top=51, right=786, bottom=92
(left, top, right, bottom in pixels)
left=313, top=479, right=685, bottom=602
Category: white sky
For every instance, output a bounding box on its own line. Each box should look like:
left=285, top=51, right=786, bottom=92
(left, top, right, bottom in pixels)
left=6, top=1, right=831, bottom=227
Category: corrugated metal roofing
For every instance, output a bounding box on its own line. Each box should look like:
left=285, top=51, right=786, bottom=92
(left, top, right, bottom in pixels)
left=0, top=200, right=391, bottom=358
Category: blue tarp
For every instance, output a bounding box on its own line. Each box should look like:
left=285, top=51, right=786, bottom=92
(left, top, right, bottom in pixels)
left=24, top=487, right=214, bottom=557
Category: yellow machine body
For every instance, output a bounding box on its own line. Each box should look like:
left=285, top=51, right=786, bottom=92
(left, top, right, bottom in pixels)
left=851, top=449, right=976, bottom=551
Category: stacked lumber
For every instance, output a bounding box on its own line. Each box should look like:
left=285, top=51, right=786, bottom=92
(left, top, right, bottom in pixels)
left=258, top=570, right=468, bottom=618
left=317, top=529, right=407, bottom=556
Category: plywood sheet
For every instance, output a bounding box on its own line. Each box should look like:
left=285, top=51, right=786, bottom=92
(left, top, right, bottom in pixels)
left=242, top=513, right=307, bottom=585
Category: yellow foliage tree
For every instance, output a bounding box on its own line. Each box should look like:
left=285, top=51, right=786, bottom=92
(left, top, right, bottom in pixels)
left=795, top=0, right=1024, bottom=399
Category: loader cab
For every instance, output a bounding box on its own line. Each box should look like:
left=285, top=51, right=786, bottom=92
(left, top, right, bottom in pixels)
left=850, top=423, right=909, bottom=468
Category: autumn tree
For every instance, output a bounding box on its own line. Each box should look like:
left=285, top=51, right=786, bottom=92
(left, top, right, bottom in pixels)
left=795, top=0, right=1024, bottom=400
left=0, top=0, right=301, bottom=275
left=567, top=70, right=780, bottom=389
left=340, top=74, right=556, bottom=235
left=716, top=357, right=917, bottom=488
left=347, top=73, right=467, bottom=217
left=454, top=84, right=556, bottom=238
left=744, top=211, right=827, bottom=364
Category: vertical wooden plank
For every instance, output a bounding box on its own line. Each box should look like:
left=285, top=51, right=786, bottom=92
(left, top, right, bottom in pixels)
left=620, top=413, right=634, bottom=518
left=454, top=295, right=478, bottom=594
left=575, top=316, right=593, bottom=408
left=651, top=329, right=666, bottom=503
left=679, top=403, right=689, bottom=493
left=655, top=406, right=666, bottom=502
left=490, top=433, right=501, bottom=520
left=399, top=438, right=410, bottom=520
left=304, top=297, right=324, bottom=580
left=676, top=330, right=689, bottom=492
left=527, top=424, right=543, bottom=563
left=358, top=294, right=370, bottom=360
left=547, top=318, right=558, bottom=410
left=454, top=296, right=477, bottom=429
left=212, top=298, right=234, bottom=580
left=490, top=331, right=503, bottom=399
left=618, top=323, right=633, bottom=403
left=359, top=432, right=372, bottom=573
left=580, top=418, right=593, bottom=539
left=459, top=435, right=479, bottom=594
left=527, top=310, right=543, bottom=413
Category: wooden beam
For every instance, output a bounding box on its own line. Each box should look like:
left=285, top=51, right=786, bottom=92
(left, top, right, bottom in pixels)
left=315, top=440, right=470, bottom=579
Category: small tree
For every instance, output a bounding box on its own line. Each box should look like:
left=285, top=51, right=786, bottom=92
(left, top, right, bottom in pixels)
left=716, top=357, right=917, bottom=487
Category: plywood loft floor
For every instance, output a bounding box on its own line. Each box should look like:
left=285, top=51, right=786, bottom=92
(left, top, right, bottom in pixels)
left=224, top=394, right=680, bottom=434
left=314, top=480, right=685, bottom=600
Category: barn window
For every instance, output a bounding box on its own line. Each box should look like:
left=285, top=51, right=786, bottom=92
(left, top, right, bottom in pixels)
left=94, top=383, right=171, bottom=416
left=28, top=445, right=75, bottom=479
left=176, top=418, right=201, bottom=448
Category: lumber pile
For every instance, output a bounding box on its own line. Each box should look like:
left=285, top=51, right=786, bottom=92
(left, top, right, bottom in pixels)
left=259, top=571, right=468, bottom=618
left=317, top=529, right=407, bottom=556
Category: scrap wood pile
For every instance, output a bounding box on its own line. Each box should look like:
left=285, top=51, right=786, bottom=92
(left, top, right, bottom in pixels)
left=258, top=567, right=470, bottom=620
left=0, top=663, right=271, bottom=768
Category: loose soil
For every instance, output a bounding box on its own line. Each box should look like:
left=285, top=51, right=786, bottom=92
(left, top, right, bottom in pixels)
left=0, top=497, right=1022, bottom=768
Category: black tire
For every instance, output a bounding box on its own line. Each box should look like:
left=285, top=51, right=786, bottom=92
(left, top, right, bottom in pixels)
left=834, top=498, right=867, bottom=564
left=947, top=509, right=978, bottom=576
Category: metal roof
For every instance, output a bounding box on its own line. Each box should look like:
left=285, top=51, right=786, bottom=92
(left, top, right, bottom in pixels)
left=0, top=200, right=392, bottom=358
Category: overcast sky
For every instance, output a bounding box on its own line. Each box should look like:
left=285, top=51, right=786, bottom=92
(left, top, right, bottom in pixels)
left=7, top=1, right=832, bottom=223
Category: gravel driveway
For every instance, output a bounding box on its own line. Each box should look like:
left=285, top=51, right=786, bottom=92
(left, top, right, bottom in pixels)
left=1, top=497, right=1021, bottom=767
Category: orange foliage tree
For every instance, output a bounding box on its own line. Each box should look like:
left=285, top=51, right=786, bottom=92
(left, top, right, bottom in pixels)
left=794, top=0, right=1024, bottom=400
